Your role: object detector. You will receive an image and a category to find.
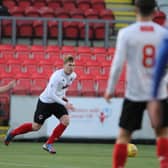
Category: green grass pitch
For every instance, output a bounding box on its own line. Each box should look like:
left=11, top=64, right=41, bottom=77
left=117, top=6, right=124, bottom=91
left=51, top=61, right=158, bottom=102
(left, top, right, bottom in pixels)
left=0, top=142, right=159, bottom=168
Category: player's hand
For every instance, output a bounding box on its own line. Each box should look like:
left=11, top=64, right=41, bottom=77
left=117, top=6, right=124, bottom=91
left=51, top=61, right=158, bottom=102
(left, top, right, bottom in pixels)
left=7, top=80, right=16, bottom=90
left=65, top=103, right=75, bottom=111
left=104, top=92, right=113, bottom=103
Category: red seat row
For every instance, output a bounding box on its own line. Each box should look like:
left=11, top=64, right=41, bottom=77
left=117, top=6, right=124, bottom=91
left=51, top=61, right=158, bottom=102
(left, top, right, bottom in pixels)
left=0, top=44, right=124, bottom=97
left=4, top=0, right=106, bottom=12
left=0, top=73, right=125, bottom=97
left=0, top=44, right=115, bottom=59
left=2, top=7, right=115, bottom=39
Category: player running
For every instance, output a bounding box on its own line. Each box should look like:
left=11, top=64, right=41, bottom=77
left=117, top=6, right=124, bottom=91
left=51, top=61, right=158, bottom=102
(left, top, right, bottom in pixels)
left=4, top=55, right=76, bottom=154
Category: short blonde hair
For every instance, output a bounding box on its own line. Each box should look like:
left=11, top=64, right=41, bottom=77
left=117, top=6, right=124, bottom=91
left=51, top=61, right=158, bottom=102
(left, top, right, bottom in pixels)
left=63, top=55, right=74, bottom=64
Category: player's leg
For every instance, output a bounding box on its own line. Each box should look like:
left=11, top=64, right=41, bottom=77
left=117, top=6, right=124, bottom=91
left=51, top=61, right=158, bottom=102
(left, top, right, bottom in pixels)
left=113, top=128, right=132, bottom=168
left=43, top=103, right=69, bottom=154
left=4, top=99, right=50, bottom=145
left=113, top=99, right=145, bottom=168
left=4, top=122, right=42, bottom=146
left=153, top=100, right=168, bottom=168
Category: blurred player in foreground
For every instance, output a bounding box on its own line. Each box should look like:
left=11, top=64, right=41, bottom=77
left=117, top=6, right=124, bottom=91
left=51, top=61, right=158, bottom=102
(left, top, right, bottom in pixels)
left=4, top=55, right=76, bottom=154
left=148, top=32, right=168, bottom=168
left=104, top=0, right=168, bottom=167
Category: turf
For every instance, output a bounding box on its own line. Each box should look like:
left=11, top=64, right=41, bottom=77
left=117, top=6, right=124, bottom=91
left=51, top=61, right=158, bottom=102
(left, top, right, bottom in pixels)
left=0, top=142, right=159, bottom=168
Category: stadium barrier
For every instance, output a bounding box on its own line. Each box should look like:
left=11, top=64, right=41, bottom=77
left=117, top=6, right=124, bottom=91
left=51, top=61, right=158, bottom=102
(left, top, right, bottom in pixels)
left=10, top=95, right=155, bottom=140
left=0, top=16, right=133, bottom=48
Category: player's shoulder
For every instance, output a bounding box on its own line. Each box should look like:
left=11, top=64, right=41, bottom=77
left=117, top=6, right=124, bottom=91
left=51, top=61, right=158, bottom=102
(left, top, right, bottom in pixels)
left=51, top=68, right=63, bottom=78
left=117, top=23, right=137, bottom=39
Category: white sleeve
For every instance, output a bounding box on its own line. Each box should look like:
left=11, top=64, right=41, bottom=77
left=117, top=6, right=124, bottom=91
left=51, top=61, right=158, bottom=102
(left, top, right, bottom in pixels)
left=106, top=29, right=127, bottom=95
left=48, top=73, right=67, bottom=106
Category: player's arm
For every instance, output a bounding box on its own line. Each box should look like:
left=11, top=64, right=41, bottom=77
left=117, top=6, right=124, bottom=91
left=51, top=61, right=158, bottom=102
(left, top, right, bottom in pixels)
left=152, top=38, right=168, bottom=98
left=104, top=29, right=127, bottom=101
left=0, top=80, right=16, bottom=93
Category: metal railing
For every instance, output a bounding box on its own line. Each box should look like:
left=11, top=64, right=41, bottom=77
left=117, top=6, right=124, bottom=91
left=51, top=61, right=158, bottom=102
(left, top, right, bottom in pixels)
left=0, top=16, right=133, bottom=48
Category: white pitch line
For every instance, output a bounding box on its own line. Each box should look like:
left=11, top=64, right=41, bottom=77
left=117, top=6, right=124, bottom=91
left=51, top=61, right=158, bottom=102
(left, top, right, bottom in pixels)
left=0, top=162, right=48, bottom=168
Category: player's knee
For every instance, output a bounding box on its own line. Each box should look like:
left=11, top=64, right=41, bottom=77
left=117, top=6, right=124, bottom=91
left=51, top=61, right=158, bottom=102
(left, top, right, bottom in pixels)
left=32, top=123, right=41, bottom=131
left=60, top=115, right=70, bottom=126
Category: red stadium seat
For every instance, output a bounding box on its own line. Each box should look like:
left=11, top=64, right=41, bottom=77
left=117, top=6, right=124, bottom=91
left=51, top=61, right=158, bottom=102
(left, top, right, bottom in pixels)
left=39, top=7, right=55, bottom=18
left=33, top=20, right=43, bottom=37
left=61, top=46, right=76, bottom=58
left=75, top=59, right=87, bottom=74
left=76, top=46, right=92, bottom=60
left=0, top=45, right=15, bottom=60
left=54, top=8, right=70, bottom=28
left=67, top=79, right=80, bottom=96
left=17, top=21, right=33, bottom=37
left=70, top=8, right=85, bottom=19
left=46, top=0, right=62, bottom=10
left=92, top=47, right=107, bottom=59
left=55, top=8, right=70, bottom=18
left=7, top=60, right=23, bottom=74
left=32, top=0, right=46, bottom=9
left=62, top=0, right=76, bottom=10
left=9, top=6, right=24, bottom=16
left=85, top=61, right=101, bottom=75
left=15, top=44, right=30, bottom=60
left=76, top=0, right=91, bottom=11
left=99, top=9, right=115, bottom=21
left=114, top=81, right=125, bottom=97
left=78, top=22, right=94, bottom=40
left=99, top=9, right=115, bottom=30
left=95, top=75, right=107, bottom=96
left=63, top=22, right=79, bottom=39
left=2, top=20, right=13, bottom=37
left=93, top=23, right=105, bottom=40
left=46, top=45, right=60, bottom=58
left=0, top=44, right=13, bottom=51
left=107, top=47, right=115, bottom=60
left=16, top=0, right=32, bottom=9
left=13, top=78, right=31, bottom=95
left=3, top=0, right=16, bottom=9
left=15, top=44, right=30, bottom=53
left=79, top=74, right=96, bottom=96
left=91, top=0, right=105, bottom=12
left=53, top=59, right=63, bottom=70
left=30, top=78, right=48, bottom=95
left=48, top=21, right=58, bottom=38
left=31, top=45, right=46, bottom=59
left=84, top=8, right=99, bottom=20
left=31, top=45, right=45, bottom=52
left=24, top=6, right=40, bottom=17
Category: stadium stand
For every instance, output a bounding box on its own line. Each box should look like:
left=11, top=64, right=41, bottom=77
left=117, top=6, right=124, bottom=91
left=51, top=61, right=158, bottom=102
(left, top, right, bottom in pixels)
left=0, top=44, right=120, bottom=97
left=1, top=0, right=115, bottom=42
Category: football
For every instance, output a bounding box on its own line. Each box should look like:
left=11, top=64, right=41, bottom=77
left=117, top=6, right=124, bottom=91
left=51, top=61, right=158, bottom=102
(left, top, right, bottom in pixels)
left=127, top=143, right=138, bottom=157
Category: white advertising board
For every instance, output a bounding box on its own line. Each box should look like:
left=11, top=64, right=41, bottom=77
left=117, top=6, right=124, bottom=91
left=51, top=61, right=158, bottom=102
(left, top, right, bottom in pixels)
left=10, top=96, right=155, bottom=139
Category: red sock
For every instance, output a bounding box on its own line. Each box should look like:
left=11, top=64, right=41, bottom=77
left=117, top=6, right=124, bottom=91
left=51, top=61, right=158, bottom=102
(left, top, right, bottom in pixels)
left=157, top=138, right=168, bottom=168
left=11, top=123, right=33, bottom=136
left=46, top=123, right=67, bottom=144
left=113, top=143, right=127, bottom=168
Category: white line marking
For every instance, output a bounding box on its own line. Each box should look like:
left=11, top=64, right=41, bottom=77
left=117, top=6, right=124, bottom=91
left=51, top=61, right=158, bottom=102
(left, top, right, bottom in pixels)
left=0, top=162, right=48, bottom=167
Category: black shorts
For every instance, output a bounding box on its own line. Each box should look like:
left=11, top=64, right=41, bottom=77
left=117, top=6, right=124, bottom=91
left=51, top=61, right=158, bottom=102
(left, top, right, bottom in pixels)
left=34, top=99, right=68, bottom=125
left=119, top=98, right=168, bottom=132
